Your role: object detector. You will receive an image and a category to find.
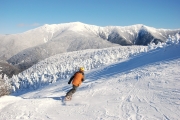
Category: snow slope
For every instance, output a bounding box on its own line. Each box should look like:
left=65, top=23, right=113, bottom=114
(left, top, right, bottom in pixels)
left=0, top=39, right=180, bottom=120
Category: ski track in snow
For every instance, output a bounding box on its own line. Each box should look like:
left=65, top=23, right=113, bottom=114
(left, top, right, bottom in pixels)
left=0, top=41, right=180, bottom=120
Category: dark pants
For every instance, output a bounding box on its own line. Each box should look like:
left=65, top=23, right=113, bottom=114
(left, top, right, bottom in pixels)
left=66, top=85, right=78, bottom=97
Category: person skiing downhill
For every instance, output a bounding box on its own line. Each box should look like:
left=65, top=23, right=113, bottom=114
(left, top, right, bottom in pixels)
left=65, top=67, right=85, bottom=100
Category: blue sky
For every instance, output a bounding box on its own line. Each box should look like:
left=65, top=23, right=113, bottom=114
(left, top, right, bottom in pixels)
left=0, top=0, right=180, bottom=34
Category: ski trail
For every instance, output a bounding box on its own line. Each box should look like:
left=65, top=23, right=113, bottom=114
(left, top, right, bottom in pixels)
left=117, top=73, right=141, bottom=119
left=96, top=57, right=180, bottom=120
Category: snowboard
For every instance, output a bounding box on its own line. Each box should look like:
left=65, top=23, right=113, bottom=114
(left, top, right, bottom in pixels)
left=60, top=96, right=72, bottom=105
left=64, top=95, right=72, bottom=101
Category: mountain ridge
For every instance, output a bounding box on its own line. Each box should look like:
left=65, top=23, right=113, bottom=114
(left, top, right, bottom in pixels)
left=0, top=22, right=179, bottom=73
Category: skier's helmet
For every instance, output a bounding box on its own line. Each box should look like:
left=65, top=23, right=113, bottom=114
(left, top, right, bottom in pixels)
left=79, top=67, right=84, bottom=72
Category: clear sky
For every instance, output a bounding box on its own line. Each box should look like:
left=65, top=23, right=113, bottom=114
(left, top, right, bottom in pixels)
left=0, top=0, right=180, bottom=34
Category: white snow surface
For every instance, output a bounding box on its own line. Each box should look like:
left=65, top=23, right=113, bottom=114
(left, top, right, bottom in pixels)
left=0, top=38, right=180, bottom=120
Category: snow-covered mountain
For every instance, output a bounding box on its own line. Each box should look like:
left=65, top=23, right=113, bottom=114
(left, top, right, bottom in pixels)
left=1, top=22, right=179, bottom=72
left=8, top=36, right=180, bottom=93
left=0, top=35, right=179, bottom=120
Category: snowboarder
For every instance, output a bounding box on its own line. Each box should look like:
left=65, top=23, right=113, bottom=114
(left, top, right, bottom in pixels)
left=65, top=67, right=85, bottom=101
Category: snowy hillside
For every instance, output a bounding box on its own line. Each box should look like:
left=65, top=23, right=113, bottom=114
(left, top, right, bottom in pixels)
left=0, top=34, right=180, bottom=120
left=1, top=22, right=179, bottom=73
left=10, top=45, right=148, bottom=92
left=0, top=61, right=20, bottom=78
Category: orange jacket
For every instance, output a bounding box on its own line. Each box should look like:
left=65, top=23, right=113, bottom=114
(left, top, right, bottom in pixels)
left=68, top=71, right=84, bottom=87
